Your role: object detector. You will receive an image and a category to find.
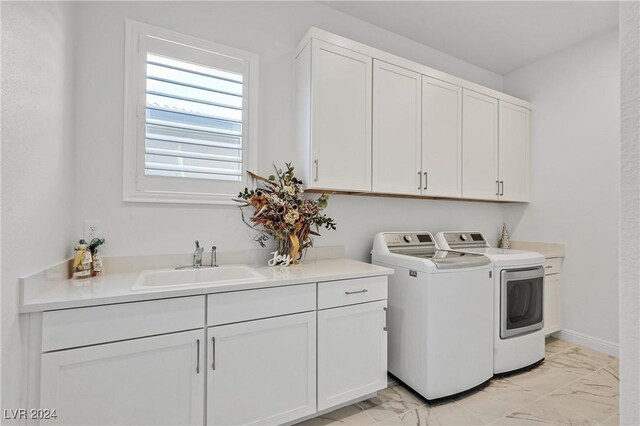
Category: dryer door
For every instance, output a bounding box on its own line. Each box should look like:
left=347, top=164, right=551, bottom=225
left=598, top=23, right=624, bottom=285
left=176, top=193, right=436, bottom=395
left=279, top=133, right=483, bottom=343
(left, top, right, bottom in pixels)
left=500, top=267, right=544, bottom=339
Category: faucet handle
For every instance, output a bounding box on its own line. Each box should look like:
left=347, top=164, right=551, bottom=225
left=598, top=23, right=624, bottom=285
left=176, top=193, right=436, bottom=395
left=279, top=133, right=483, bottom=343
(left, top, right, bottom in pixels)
left=195, top=240, right=200, bottom=249
left=211, top=246, right=218, bottom=267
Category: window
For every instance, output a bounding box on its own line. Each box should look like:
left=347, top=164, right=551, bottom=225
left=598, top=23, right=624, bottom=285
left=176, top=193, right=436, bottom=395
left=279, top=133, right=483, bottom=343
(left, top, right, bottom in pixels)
left=123, top=21, right=257, bottom=204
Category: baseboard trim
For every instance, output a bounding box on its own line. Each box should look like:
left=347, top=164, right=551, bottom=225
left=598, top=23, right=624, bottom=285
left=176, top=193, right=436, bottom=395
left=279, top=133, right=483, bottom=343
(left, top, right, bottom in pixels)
left=553, top=329, right=619, bottom=357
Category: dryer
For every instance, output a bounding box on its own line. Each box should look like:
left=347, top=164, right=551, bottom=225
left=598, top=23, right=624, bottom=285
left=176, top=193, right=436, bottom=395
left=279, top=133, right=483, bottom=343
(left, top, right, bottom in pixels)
left=435, top=231, right=546, bottom=374
left=372, top=232, right=493, bottom=400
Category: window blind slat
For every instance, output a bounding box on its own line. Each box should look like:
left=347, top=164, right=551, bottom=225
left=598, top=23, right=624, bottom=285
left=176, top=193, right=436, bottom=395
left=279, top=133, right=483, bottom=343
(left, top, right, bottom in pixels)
left=145, top=163, right=243, bottom=176
left=146, top=75, right=242, bottom=98
left=146, top=105, right=243, bottom=125
left=146, top=135, right=241, bottom=150
left=147, top=79, right=242, bottom=109
left=147, top=58, right=243, bottom=84
left=146, top=118, right=242, bottom=137
left=147, top=91, right=242, bottom=112
left=145, top=147, right=242, bottom=163
left=146, top=169, right=242, bottom=182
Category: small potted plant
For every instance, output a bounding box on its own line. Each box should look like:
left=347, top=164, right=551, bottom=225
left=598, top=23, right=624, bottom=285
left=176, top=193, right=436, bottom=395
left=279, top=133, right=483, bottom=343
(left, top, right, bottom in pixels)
left=236, top=163, right=336, bottom=266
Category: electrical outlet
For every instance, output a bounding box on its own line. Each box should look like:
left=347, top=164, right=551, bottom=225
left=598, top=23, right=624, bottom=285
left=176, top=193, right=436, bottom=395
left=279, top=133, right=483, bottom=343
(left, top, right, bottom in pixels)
left=84, top=220, right=101, bottom=241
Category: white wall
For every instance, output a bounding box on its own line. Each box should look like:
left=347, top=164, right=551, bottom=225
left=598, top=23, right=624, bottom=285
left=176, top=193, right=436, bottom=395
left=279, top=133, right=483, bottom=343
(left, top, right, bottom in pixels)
left=1, top=1, right=77, bottom=412
left=619, top=1, right=640, bottom=423
left=503, top=30, right=620, bottom=348
left=71, top=0, right=507, bottom=260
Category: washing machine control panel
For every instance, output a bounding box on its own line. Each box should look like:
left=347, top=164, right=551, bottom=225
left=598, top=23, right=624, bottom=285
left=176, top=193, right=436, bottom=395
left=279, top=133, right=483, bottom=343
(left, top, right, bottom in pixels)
left=442, top=232, right=488, bottom=248
left=383, top=232, right=435, bottom=248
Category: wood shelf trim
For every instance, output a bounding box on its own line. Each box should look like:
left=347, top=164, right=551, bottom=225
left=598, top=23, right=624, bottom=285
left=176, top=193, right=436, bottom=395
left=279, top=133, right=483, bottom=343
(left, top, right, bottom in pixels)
left=304, top=188, right=528, bottom=204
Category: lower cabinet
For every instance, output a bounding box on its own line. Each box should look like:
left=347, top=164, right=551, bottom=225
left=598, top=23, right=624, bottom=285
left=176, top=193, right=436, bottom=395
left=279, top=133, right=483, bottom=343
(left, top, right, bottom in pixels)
left=543, top=257, right=563, bottom=336
left=40, top=329, right=205, bottom=425
left=35, top=277, right=389, bottom=426
left=317, top=300, right=388, bottom=411
left=207, top=312, right=316, bottom=425
left=544, top=273, right=561, bottom=335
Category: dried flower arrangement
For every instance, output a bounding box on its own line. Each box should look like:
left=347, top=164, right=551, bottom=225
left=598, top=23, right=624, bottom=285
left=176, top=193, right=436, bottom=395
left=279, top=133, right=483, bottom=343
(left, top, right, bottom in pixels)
left=236, top=163, right=336, bottom=265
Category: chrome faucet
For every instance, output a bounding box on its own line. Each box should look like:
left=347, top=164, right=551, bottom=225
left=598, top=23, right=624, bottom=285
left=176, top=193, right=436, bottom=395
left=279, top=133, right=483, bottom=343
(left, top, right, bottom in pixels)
left=193, top=240, right=204, bottom=268
left=211, top=246, right=218, bottom=267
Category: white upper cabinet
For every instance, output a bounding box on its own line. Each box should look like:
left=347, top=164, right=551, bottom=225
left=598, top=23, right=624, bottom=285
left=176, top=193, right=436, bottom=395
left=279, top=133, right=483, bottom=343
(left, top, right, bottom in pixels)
left=498, top=101, right=531, bottom=202
left=462, top=89, right=499, bottom=200
left=307, top=40, right=372, bottom=191
left=296, top=29, right=531, bottom=203
left=422, top=76, right=463, bottom=197
left=372, top=60, right=422, bottom=195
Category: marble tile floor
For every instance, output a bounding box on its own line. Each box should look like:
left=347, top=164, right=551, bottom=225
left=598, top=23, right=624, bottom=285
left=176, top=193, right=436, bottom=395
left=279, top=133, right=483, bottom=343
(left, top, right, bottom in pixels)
left=297, top=337, right=619, bottom=426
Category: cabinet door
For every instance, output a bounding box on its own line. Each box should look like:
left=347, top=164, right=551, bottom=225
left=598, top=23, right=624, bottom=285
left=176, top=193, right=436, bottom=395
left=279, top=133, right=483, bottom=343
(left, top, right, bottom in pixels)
left=40, top=329, right=205, bottom=425
left=317, top=300, right=387, bottom=411
left=422, top=76, right=463, bottom=197
left=372, top=60, right=421, bottom=195
left=207, top=312, right=316, bottom=425
left=499, top=101, right=531, bottom=202
left=311, top=40, right=372, bottom=191
left=462, top=89, right=499, bottom=200
left=543, top=274, right=561, bottom=335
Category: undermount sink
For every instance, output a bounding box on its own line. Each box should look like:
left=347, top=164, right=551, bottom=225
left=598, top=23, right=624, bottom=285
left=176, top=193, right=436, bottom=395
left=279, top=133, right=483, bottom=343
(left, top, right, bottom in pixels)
left=133, top=265, right=265, bottom=290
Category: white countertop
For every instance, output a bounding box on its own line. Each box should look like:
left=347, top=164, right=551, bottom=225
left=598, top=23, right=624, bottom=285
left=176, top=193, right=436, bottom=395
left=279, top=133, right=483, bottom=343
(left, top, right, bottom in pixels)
left=19, top=258, right=393, bottom=313
left=509, top=240, right=565, bottom=258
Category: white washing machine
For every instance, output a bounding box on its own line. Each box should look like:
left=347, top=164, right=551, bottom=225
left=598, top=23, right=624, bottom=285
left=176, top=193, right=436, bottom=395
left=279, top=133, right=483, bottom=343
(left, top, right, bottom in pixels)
left=372, top=232, right=494, bottom=400
left=435, top=231, right=546, bottom=374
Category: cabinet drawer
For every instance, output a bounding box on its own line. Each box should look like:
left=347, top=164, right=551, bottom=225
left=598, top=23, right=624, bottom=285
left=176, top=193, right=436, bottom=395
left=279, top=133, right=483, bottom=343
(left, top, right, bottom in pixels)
left=207, top=284, right=316, bottom=326
left=544, top=257, right=563, bottom=276
left=42, top=296, right=205, bottom=352
left=318, top=276, right=387, bottom=310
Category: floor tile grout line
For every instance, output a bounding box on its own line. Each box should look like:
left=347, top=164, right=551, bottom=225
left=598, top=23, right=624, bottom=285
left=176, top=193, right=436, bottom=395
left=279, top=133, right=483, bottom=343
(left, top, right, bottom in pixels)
left=600, top=411, right=620, bottom=425
left=488, top=346, right=616, bottom=425
left=360, top=384, right=428, bottom=424
left=454, top=377, right=536, bottom=424
left=448, top=398, right=492, bottom=425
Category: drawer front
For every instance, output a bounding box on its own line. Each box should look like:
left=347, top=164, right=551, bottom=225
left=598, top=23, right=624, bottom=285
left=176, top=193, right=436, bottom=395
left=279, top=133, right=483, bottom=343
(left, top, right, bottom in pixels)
left=207, top=284, right=316, bottom=326
left=318, top=276, right=388, bottom=310
left=544, top=257, right=563, bottom=276
left=42, top=296, right=205, bottom=352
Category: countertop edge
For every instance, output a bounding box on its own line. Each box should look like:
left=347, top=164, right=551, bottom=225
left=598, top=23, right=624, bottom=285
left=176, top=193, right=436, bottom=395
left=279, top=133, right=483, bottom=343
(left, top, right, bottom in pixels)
left=19, top=261, right=393, bottom=313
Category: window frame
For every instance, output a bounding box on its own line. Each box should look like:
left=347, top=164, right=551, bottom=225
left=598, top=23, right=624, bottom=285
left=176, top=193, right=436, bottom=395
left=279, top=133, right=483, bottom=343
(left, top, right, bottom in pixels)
left=123, top=20, right=258, bottom=204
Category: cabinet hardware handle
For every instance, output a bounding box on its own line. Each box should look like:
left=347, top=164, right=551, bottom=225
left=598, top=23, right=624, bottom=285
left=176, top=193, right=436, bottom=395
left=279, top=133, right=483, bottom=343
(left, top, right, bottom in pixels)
left=314, top=159, right=319, bottom=182
left=196, top=339, right=200, bottom=374
left=211, top=336, right=216, bottom=371
left=345, top=289, right=368, bottom=295
left=383, top=306, right=388, bottom=331
left=423, top=172, right=428, bottom=190
left=500, top=181, right=504, bottom=196
left=545, top=266, right=552, bottom=269
left=496, top=180, right=500, bottom=196
left=418, top=171, right=422, bottom=190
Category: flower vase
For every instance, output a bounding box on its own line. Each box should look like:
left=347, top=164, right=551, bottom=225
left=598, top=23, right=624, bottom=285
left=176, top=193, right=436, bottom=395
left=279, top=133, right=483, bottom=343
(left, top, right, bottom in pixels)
left=271, top=234, right=301, bottom=266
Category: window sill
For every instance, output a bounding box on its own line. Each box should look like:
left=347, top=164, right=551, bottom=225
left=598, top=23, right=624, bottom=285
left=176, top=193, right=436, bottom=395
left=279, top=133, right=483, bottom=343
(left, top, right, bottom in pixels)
left=123, top=189, right=239, bottom=206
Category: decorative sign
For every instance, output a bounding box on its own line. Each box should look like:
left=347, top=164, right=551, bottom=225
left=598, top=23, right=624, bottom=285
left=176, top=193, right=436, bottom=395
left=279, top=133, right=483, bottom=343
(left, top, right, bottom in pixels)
left=268, top=251, right=293, bottom=267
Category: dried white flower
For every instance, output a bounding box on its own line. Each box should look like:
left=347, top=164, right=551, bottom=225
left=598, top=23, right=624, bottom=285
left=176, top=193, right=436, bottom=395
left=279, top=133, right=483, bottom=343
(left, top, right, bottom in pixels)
left=284, top=209, right=300, bottom=225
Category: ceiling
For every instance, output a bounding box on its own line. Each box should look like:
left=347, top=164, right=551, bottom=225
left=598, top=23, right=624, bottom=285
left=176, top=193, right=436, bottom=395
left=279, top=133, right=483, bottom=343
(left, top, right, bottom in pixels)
left=321, top=1, right=619, bottom=75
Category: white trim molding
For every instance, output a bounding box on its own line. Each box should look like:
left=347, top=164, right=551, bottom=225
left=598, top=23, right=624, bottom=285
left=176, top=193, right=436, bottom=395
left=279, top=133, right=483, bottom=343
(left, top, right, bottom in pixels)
left=552, top=329, right=619, bottom=357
